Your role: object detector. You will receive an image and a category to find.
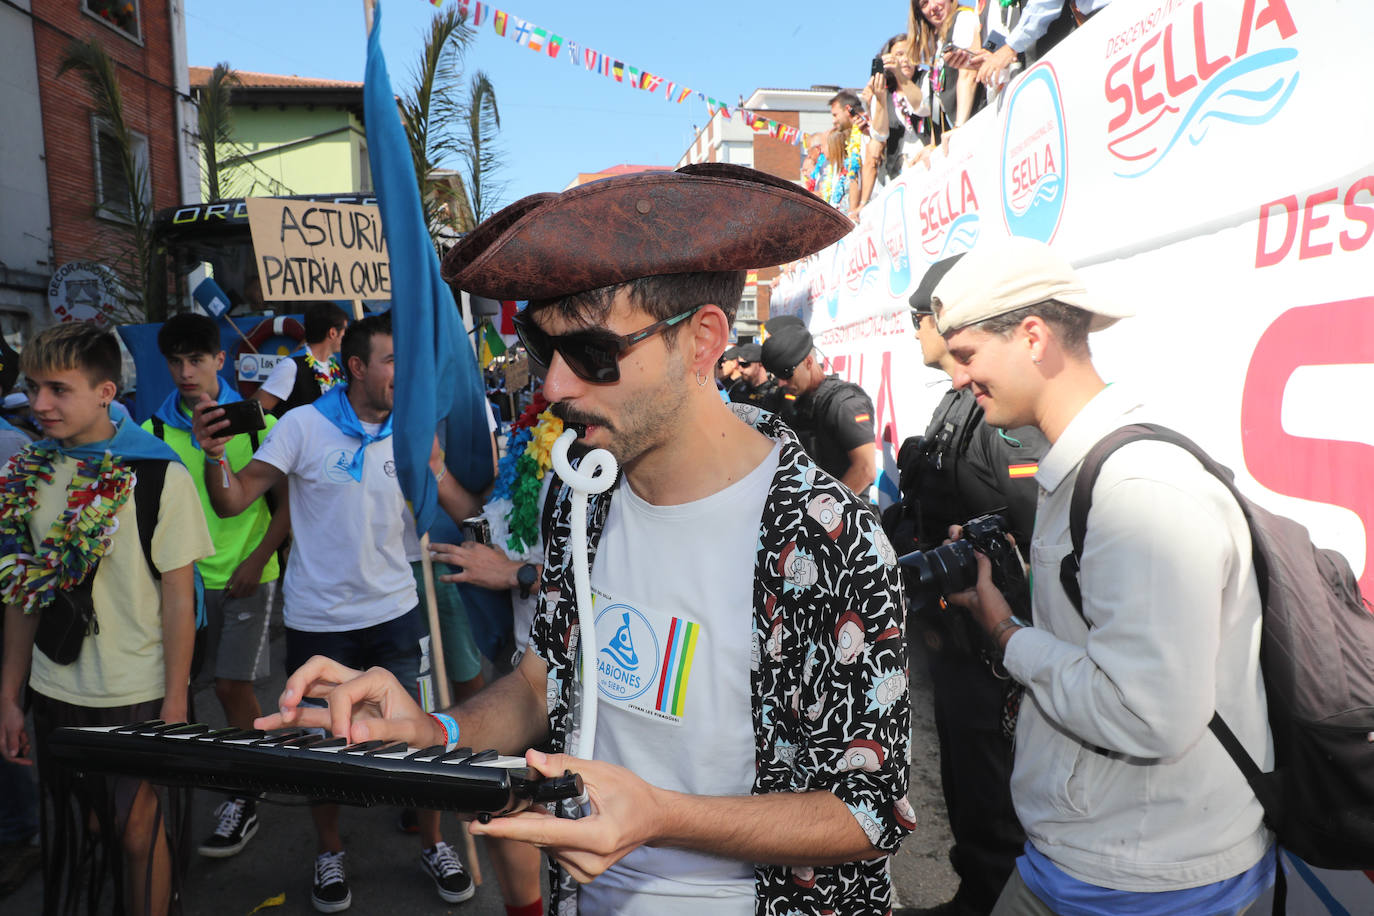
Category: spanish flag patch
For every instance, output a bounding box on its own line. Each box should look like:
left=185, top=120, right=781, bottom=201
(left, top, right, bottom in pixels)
left=1007, top=463, right=1038, bottom=479
left=854, top=413, right=871, bottom=423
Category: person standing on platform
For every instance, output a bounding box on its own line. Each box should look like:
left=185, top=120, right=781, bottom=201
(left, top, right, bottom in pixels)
left=887, top=256, right=1045, bottom=916
left=193, top=313, right=488, bottom=913
left=252, top=302, right=349, bottom=417
left=762, top=323, right=877, bottom=496
left=144, top=313, right=292, bottom=860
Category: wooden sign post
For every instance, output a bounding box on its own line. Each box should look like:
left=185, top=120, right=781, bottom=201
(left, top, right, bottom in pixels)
left=245, top=195, right=455, bottom=706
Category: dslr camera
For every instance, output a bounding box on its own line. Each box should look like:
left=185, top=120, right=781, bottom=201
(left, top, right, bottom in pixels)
left=898, top=512, right=1031, bottom=619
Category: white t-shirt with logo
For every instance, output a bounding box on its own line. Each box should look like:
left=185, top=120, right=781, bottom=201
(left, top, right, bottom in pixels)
left=579, top=443, right=781, bottom=915
left=254, top=405, right=417, bottom=631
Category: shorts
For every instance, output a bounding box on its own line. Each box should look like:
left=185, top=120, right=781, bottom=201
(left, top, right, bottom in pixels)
left=201, top=582, right=275, bottom=683
left=285, top=605, right=423, bottom=702
left=411, top=561, right=484, bottom=684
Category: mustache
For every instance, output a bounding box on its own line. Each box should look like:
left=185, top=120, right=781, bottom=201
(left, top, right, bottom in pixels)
left=551, top=402, right=613, bottom=434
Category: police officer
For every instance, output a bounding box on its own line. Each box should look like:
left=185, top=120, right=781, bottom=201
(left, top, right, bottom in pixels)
left=888, top=254, right=1046, bottom=916
left=728, top=342, right=783, bottom=413
left=762, top=323, right=876, bottom=495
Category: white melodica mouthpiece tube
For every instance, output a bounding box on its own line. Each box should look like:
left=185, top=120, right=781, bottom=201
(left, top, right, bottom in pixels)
left=549, top=428, right=618, bottom=764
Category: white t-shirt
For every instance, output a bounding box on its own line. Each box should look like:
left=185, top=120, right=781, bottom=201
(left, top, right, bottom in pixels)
left=258, top=355, right=299, bottom=401
left=579, top=443, right=780, bottom=915
left=253, top=405, right=417, bottom=631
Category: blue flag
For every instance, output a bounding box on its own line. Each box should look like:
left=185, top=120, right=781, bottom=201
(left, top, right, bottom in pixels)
left=363, top=3, right=494, bottom=535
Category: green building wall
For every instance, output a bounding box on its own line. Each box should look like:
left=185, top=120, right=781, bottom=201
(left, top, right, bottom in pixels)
left=207, top=104, right=370, bottom=199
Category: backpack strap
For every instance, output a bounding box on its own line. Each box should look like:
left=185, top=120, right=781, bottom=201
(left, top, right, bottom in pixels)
left=130, top=459, right=169, bottom=581
left=151, top=416, right=165, bottom=440
left=1059, top=424, right=1284, bottom=836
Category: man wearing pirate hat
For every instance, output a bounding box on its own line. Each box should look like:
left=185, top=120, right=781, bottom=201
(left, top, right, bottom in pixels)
left=263, top=164, right=912, bottom=915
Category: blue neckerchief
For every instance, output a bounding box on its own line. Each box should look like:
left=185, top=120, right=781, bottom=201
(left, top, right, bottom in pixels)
left=37, top=406, right=180, bottom=464
left=311, top=385, right=391, bottom=481
left=152, top=378, right=241, bottom=449
left=291, top=344, right=309, bottom=357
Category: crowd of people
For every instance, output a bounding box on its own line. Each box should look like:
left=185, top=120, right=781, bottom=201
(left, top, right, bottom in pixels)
left=803, top=0, right=1114, bottom=221
left=0, top=4, right=1288, bottom=913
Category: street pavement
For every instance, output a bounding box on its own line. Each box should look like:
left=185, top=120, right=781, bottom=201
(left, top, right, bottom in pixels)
left=8, top=619, right=958, bottom=915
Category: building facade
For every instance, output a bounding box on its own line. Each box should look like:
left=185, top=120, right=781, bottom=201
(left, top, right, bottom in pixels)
left=0, top=0, right=193, bottom=343
left=677, top=88, right=835, bottom=337
left=190, top=67, right=371, bottom=201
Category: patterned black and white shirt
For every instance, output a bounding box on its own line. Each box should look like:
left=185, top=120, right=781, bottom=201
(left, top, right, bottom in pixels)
left=532, top=407, right=912, bottom=916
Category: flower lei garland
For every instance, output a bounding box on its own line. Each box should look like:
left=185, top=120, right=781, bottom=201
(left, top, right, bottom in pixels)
left=0, top=447, right=135, bottom=615
left=304, top=350, right=346, bottom=393
left=484, top=392, right=563, bottom=555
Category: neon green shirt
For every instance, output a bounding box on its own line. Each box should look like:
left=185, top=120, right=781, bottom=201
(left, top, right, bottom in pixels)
left=142, top=403, right=281, bottom=589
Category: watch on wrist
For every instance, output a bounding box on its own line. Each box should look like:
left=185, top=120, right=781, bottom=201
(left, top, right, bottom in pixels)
left=516, top=563, right=538, bottom=599
left=990, top=615, right=1031, bottom=643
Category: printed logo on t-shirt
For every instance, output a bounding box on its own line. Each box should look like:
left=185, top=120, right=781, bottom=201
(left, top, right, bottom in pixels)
left=593, top=591, right=701, bottom=727
left=383, top=459, right=397, bottom=478
left=322, top=448, right=356, bottom=483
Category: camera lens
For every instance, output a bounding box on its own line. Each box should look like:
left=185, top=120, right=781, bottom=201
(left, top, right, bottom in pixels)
left=900, top=540, right=981, bottom=597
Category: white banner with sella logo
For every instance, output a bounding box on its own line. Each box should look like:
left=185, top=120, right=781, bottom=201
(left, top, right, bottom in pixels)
left=774, top=3, right=1371, bottom=906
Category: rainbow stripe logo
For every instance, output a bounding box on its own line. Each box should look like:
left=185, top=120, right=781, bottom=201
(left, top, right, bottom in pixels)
left=654, top=617, right=700, bottom=717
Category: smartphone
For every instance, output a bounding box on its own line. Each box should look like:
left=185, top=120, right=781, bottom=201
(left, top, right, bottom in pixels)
left=460, top=516, right=491, bottom=545
left=871, top=55, right=884, bottom=77
left=216, top=399, right=266, bottom=438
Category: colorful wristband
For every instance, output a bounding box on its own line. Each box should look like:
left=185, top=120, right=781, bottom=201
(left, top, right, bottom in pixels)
left=429, top=712, right=460, bottom=748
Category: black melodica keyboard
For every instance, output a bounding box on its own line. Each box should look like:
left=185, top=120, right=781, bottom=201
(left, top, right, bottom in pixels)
left=48, top=721, right=582, bottom=819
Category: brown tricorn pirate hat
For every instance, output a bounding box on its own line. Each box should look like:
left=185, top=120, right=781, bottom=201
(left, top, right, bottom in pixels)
left=441, top=163, right=851, bottom=301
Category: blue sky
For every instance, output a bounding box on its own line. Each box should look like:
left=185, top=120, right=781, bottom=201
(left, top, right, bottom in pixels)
left=185, top=0, right=896, bottom=208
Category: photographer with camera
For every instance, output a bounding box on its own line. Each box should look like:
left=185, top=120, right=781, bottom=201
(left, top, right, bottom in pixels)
left=886, top=256, right=1045, bottom=916
left=930, top=238, right=1274, bottom=915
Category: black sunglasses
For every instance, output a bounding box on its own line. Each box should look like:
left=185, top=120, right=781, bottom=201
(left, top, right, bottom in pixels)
left=775, top=360, right=803, bottom=380
left=512, top=305, right=705, bottom=383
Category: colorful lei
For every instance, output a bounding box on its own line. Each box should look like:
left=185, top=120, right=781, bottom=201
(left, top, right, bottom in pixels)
left=304, top=350, right=346, bottom=393
left=483, top=391, right=563, bottom=556
left=0, top=446, right=135, bottom=615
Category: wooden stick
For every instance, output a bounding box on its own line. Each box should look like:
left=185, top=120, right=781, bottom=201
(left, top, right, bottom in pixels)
left=349, top=298, right=365, bottom=321
left=419, top=533, right=451, bottom=708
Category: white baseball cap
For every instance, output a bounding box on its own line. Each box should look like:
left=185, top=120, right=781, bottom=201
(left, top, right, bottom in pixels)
left=932, top=237, right=1133, bottom=334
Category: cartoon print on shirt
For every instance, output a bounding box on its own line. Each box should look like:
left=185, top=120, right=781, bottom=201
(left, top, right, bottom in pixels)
left=835, top=610, right=867, bottom=664
left=531, top=413, right=909, bottom=916
left=807, top=493, right=844, bottom=538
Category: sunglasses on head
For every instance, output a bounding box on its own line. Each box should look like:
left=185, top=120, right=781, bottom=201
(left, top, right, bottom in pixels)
left=512, top=304, right=705, bottom=383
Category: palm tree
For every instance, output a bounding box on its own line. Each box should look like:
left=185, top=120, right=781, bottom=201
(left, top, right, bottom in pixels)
left=400, top=7, right=507, bottom=241
left=58, top=37, right=158, bottom=321
left=458, top=71, right=506, bottom=225
left=401, top=7, right=476, bottom=235
left=197, top=62, right=240, bottom=202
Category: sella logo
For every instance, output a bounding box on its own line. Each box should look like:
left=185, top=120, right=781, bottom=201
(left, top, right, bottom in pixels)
left=1105, top=0, right=1298, bottom=178
left=1000, top=63, right=1067, bottom=243
left=919, top=165, right=981, bottom=262
left=842, top=232, right=880, bottom=295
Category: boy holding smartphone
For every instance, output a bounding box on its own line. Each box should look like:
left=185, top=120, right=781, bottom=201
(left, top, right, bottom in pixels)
left=143, top=313, right=291, bottom=860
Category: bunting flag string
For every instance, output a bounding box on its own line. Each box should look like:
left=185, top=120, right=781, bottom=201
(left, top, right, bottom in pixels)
left=448, top=0, right=808, bottom=146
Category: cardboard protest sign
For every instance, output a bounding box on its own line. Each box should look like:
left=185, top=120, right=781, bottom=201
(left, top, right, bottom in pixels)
left=245, top=198, right=391, bottom=302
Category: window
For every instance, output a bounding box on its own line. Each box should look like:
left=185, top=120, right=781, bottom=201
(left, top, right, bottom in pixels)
left=91, top=117, right=149, bottom=223
left=83, top=0, right=141, bottom=42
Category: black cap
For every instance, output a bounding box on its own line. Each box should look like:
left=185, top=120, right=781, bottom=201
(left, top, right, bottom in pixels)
left=762, top=323, right=813, bottom=376
left=0, top=337, right=17, bottom=396
left=736, top=342, right=762, bottom=363
left=909, top=253, right=966, bottom=317
left=764, top=314, right=806, bottom=335
left=722, top=345, right=743, bottom=361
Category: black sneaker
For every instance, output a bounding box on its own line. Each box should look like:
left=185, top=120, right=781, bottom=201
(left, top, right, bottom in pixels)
left=197, top=797, right=259, bottom=858
left=420, top=841, right=474, bottom=904
left=311, top=850, right=352, bottom=913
